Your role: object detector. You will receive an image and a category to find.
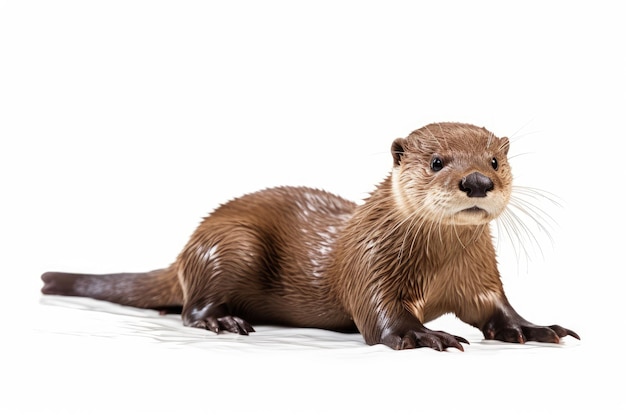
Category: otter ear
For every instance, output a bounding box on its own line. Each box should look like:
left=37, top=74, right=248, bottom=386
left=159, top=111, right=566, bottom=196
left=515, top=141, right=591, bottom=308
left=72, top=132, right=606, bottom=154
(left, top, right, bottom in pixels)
left=500, top=136, right=510, bottom=155
left=391, top=138, right=405, bottom=166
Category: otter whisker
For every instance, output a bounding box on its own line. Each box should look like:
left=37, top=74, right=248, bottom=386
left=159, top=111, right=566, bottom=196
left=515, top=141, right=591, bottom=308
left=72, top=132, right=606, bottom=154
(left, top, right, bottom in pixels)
left=499, top=204, right=550, bottom=266
left=509, top=188, right=560, bottom=242
left=512, top=185, right=563, bottom=211
left=507, top=199, right=556, bottom=245
left=507, top=151, right=536, bottom=161
left=495, top=209, right=534, bottom=265
left=451, top=223, right=467, bottom=250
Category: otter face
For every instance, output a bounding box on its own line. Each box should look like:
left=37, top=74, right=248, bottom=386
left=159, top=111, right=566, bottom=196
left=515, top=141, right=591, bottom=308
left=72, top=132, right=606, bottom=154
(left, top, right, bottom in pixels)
left=391, top=123, right=512, bottom=226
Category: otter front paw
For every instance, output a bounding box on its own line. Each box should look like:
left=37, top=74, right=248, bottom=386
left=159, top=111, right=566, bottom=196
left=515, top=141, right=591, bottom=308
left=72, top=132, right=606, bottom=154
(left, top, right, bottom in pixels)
left=183, top=303, right=255, bottom=335
left=382, top=328, right=469, bottom=351
left=482, top=306, right=580, bottom=344
left=483, top=322, right=579, bottom=344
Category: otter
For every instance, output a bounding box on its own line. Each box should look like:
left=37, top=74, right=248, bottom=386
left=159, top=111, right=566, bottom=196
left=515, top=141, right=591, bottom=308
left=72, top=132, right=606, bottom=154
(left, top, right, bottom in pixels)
left=41, top=122, right=579, bottom=351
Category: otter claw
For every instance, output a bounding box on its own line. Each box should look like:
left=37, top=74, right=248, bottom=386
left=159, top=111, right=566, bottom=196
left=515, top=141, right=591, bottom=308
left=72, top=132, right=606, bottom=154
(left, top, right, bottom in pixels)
left=217, top=316, right=255, bottom=335
left=189, top=316, right=255, bottom=335
left=206, top=317, right=221, bottom=333
left=482, top=307, right=580, bottom=344
left=549, top=325, right=580, bottom=340
left=456, top=335, right=470, bottom=345
left=385, top=329, right=469, bottom=351
left=183, top=303, right=255, bottom=335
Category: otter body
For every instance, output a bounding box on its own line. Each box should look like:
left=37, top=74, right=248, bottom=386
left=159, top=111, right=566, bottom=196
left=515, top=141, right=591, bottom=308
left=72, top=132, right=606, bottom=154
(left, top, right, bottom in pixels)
left=42, top=122, right=579, bottom=350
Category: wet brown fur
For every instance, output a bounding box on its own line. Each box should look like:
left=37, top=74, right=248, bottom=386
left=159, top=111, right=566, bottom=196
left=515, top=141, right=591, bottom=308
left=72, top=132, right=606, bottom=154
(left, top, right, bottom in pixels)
left=41, top=122, right=579, bottom=350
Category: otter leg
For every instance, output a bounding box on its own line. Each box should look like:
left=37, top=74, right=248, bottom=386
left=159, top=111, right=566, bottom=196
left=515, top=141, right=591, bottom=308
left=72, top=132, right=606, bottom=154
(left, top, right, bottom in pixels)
left=179, top=267, right=257, bottom=336
left=480, top=298, right=580, bottom=344
left=378, top=309, right=469, bottom=351
left=177, top=226, right=267, bottom=336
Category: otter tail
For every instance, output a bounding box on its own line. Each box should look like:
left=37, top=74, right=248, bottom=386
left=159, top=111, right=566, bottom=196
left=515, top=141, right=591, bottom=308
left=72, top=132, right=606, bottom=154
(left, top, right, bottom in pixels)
left=41, top=266, right=183, bottom=312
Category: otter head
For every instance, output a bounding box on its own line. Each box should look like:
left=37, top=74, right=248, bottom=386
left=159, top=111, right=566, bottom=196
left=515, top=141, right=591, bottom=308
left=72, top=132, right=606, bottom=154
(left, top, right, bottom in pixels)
left=391, top=122, right=512, bottom=226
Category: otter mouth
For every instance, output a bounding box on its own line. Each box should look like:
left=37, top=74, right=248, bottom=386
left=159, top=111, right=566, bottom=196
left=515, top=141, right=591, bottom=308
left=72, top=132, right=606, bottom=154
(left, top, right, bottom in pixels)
left=460, top=206, right=487, bottom=214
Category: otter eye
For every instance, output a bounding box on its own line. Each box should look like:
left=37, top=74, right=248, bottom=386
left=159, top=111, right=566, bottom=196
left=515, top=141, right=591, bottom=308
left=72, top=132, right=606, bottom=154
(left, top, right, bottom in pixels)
left=431, top=157, right=444, bottom=172
left=491, top=157, right=498, bottom=170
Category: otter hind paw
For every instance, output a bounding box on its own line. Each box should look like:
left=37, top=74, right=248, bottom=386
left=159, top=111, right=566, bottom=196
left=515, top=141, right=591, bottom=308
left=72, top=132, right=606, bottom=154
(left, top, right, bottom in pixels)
left=183, top=303, right=255, bottom=335
left=189, top=315, right=255, bottom=335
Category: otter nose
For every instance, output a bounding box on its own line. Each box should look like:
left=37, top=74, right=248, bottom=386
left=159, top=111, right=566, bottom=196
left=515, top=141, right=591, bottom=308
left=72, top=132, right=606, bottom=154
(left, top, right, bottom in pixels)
left=459, top=172, right=494, bottom=197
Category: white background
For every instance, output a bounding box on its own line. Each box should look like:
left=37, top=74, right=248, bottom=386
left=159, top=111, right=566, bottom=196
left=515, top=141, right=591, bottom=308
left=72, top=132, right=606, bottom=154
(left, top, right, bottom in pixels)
left=1, top=1, right=623, bottom=416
